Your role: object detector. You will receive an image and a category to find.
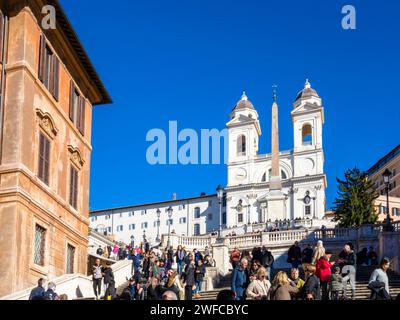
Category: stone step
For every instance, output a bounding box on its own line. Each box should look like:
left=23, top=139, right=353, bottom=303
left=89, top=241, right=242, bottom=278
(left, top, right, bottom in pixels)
left=195, top=283, right=400, bottom=300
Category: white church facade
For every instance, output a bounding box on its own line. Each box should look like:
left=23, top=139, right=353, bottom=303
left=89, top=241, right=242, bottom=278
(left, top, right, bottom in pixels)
left=89, top=80, right=329, bottom=245
left=225, top=80, right=326, bottom=230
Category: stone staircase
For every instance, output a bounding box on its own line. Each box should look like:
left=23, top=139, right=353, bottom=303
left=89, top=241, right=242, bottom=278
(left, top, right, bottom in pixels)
left=195, top=266, right=400, bottom=300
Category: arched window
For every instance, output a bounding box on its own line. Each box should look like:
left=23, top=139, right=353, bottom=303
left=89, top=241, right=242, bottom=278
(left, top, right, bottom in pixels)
left=302, top=124, right=312, bottom=145
left=262, top=169, right=287, bottom=182
left=194, top=207, right=201, bottom=219
left=237, top=135, right=246, bottom=156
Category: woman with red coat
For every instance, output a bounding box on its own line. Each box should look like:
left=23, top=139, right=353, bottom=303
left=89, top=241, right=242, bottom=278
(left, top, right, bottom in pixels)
left=316, top=250, right=333, bottom=300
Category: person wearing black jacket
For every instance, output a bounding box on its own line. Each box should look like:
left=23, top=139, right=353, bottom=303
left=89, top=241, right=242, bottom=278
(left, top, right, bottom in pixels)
left=193, top=259, right=206, bottom=298
left=259, top=246, right=274, bottom=280
left=303, top=264, right=321, bottom=300
left=182, top=253, right=196, bottom=300
left=102, top=262, right=114, bottom=294
left=287, top=241, right=302, bottom=268
left=146, top=278, right=162, bottom=300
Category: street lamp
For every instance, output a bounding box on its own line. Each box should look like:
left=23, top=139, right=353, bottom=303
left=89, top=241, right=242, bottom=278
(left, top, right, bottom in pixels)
left=216, top=184, right=224, bottom=239
left=156, top=209, right=161, bottom=242
left=382, top=169, right=394, bottom=232
left=167, top=206, right=173, bottom=248
left=130, top=235, right=135, bottom=248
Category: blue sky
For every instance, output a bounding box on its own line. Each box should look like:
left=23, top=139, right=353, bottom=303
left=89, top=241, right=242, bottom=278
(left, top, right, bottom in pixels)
left=60, top=0, right=400, bottom=211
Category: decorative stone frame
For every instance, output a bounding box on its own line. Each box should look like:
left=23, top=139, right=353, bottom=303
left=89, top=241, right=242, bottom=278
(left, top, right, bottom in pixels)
left=36, top=108, right=58, bottom=139
left=67, top=145, right=85, bottom=169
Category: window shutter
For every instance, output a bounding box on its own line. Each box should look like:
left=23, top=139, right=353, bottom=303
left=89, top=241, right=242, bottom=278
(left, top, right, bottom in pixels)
left=69, top=166, right=74, bottom=207
left=78, top=96, right=85, bottom=135
left=38, top=34, right=46, bottom=82
left=0, top=10, right=4, bottom=61
left=44, top=137, right=50, bottom=185
left=38, top=134, right=44, bottom=180
left=52, top=56, right=59, bottom=101
left=69, top=81, right=74, bottom=121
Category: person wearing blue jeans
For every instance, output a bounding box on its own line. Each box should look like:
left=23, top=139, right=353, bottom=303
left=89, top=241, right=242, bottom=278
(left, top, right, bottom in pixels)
left=175, top=245, right=186, bottom=275
left=193, top=259, right=205, bottom=298
left=231, top=258, right=249, bottom=300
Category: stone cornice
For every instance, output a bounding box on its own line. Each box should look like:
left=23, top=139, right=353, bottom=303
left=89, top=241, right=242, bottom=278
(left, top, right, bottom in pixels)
left=0, top=187, right=89, bottom=243
left=225, top=174, right=326, bottom=193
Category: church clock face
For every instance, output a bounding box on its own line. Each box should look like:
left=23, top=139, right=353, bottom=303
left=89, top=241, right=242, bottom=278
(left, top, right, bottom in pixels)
left=235, top=168, right=247, bottom=181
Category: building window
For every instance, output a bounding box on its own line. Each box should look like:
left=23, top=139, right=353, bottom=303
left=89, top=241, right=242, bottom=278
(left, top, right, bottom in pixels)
left=238, top=213, right=243, bottom=223
left=208, top=213, right=213, bottom=220
left=105, top=214, right=111, bottom=220
left=38, top=132, right=50, bottom=185
left=66, top=244, right=75, bottom=274
left=263, top=169, right=287, bottom=182
left=153, top=221, right=160, bottom=227
left=141, top=210, right=146, bottom=215
left=194, top=207, right=201, bottom=219
left=129, top=224, right=135, bottom=230
left=392, top=208, right=399, bottom=216
left=179, top=217, right=186, bottom=224
left=305, top=205, right=311, bottom=216
left=91, top=216, right=97, bottom=222
left=222, top=212, right=227, bottom=225
left=208, top=200, right=212, bottom=207
left=69, top=165, right=78, bottom=210
left=34, top=224, right=46, bottom=266
left=69, top=81, right=85, bottom=135
left=302, top=124, right=312, bottom=145
left=194, top=224, right=200, bottom=235
left=106, top=227, right=111, bottom=234
left=380, top=206, right=386, bottom=214
left=141, top=222, right=148, bottom=229
left=166, top=219, right=173, bottom=226
left=119, top=213, right=123, bottom=218
left=38, top=35, right=59, bottom=100
left=237, top=135, right=246, bottom=156
left=116, top=225, right=123, bottom=232
left=222, top=196, right=226, bottom=207
left=128, top=212, right=133, bottom=217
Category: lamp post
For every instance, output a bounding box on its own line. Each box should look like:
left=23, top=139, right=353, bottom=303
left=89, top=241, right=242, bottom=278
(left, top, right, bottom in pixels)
left=382, top=169, right=394, bottom=232
left=167, top=206, right=173, bottom=248
left=156, top=209, right=161, bottom=242
left=216, top=184, right=224, bottom=239
left=130, top=235, right=135, bottom=248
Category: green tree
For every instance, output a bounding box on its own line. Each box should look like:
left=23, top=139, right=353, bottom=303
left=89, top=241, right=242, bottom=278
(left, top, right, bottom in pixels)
left=333, top=167, right=379, bottom=227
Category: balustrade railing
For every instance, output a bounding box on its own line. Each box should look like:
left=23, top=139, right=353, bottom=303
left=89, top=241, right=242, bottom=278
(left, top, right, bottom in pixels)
left=229, top=234, right=261, bottom=248
left=160, top=222, right=397, bottom=251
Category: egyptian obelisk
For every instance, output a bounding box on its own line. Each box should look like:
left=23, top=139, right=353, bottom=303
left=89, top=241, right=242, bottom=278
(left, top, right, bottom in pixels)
left=267, top=86, right=286, bottom=220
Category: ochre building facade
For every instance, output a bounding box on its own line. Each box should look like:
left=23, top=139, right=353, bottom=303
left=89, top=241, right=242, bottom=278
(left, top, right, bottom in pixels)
left=0, top=0, right=110, bottom=297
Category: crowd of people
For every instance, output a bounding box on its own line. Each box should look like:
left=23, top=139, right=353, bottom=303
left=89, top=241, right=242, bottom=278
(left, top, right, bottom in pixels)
left=28, top=238, right=398, bottom=301
left=229, top=241, right=396, bottom=300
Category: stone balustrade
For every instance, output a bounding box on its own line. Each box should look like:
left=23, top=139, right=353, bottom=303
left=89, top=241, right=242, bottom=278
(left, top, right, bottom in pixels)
left=161, top=223, right=387, bottom=252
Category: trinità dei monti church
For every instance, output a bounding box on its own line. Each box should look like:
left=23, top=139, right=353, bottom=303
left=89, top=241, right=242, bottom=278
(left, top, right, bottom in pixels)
left=224, top=79, right=327, bottom=233
left=90, top=80, right=329, bottom=243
